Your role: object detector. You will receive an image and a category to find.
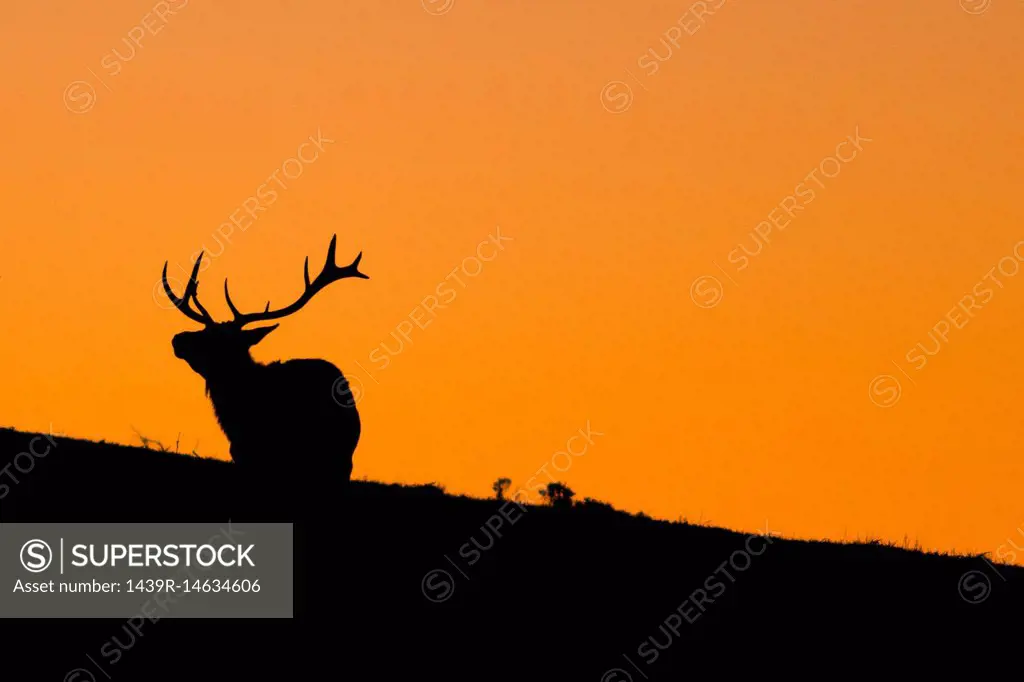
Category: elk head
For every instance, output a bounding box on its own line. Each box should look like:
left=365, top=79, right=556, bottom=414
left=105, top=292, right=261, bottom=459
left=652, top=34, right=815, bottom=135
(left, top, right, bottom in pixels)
left=162, top=236, right=368, bottom=380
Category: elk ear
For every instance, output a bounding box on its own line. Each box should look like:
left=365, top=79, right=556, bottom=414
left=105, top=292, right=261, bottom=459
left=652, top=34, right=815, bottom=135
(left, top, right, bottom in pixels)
left=242, top=325, right=279, bottom=347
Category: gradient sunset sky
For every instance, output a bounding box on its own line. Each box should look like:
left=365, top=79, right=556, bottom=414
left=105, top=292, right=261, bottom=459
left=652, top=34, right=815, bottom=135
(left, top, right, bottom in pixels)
left=2, top=0, right=1023, bottom=560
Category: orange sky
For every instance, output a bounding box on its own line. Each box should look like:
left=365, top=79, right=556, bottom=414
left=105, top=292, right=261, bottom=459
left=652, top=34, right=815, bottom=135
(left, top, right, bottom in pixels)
left=2, top=0, right=1023, bottom=560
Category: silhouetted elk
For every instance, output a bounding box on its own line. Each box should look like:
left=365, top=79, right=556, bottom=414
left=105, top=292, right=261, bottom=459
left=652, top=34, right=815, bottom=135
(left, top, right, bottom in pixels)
left=161, top=236, right=368, bottom=491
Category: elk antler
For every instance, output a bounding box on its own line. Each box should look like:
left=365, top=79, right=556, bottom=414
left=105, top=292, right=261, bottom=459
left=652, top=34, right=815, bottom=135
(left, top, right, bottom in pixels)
left=162, top=254, right=215, bottom=325
left=223, top=235, right=368, bottom=327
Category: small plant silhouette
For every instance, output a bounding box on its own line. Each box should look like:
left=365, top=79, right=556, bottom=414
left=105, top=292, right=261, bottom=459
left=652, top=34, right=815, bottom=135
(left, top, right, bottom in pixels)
left=131, top=427, right=201, bottom=456
left=539, top=482, right=575, bottom=509
left=492, top=477, right=511, bottom=501
left=131, top=426, right=167, bottom=452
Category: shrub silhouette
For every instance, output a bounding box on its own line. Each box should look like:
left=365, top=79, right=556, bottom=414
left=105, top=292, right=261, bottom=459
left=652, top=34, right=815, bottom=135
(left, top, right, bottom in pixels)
left=539, top=481, right=575, bottom=508
left=492, top=477, right=511, bottom=500
left=160, top=235, right=368, bottom=486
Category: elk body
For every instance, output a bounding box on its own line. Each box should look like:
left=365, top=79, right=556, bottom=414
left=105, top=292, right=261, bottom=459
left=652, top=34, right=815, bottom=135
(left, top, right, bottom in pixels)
left=162, top=236, right=368, bottom=486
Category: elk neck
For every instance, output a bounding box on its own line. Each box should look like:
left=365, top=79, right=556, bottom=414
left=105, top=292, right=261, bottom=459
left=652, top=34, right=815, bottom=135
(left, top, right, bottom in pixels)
left=202, top=352, right=266, bottom=398
left=202, top=353, right=269, bottom=444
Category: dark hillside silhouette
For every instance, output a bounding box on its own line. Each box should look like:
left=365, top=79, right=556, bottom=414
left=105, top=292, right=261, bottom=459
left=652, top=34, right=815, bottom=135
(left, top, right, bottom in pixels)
left=160, top=235, right=367, bottom=489
left=0, top=426, right=1018, bottom=678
